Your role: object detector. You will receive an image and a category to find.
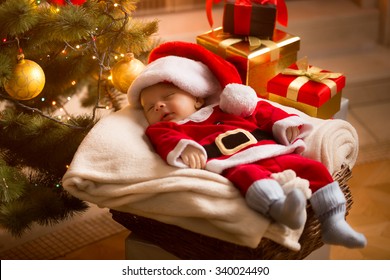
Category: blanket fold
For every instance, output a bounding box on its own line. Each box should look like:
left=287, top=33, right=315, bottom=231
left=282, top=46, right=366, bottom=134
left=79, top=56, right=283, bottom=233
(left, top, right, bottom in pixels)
left=62, top=101, right=358, bottom=250
left=303, top=119, right=359, bottom=175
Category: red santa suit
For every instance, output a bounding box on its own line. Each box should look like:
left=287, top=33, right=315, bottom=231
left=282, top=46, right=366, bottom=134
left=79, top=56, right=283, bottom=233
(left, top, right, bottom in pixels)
left=129, top=41, right=367, bottom=248
left=146, top=99, right=334, bottom=195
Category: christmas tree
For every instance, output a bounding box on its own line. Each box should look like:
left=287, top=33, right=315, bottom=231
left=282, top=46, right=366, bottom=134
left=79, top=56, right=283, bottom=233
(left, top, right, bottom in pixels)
left=0, top=0, right=158, bottom=236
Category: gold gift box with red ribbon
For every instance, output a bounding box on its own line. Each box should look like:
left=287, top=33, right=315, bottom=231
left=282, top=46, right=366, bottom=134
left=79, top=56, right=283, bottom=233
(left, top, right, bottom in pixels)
left=267, top=57, right=346, bottom=119
left=196, top=27, right=300, bottom=98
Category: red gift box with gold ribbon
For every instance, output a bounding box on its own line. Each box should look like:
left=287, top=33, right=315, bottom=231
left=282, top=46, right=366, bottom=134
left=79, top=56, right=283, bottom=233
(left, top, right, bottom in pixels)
left=206, top=0, right=288, bottom=39
left=267, top=57, right=346, bottom=119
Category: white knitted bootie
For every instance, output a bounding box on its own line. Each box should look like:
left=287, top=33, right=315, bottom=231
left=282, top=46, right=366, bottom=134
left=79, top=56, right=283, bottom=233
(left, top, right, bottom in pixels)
left=246, top=179, right=306, bottom=229
left=310, top=182, right=367, bottom=248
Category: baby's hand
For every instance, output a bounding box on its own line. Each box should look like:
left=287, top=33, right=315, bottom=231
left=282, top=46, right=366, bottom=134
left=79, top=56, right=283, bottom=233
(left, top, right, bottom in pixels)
left=286, top=126, right=300, bottom=143
left=181, top=146, right=206, bottom=169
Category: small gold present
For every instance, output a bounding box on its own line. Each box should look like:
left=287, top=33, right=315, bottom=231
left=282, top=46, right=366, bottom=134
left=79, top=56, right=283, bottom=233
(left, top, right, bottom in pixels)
left=196, top=27, right=300, bottom=98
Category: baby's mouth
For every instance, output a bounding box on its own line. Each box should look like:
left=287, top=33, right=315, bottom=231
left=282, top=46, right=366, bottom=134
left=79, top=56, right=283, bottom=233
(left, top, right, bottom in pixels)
left=161, top=112, right=174, bottom=121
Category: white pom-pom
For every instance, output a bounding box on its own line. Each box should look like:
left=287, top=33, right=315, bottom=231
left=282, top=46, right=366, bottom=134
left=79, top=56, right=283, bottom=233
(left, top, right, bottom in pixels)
left=219, top=83, right=258, bottom=117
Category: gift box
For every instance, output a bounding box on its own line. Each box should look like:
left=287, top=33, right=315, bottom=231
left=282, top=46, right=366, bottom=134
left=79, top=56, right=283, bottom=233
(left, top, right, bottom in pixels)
left=223, top=1, right=277, bottom=39
left=206, top=0, right=288, bottom=40
left=196, top=27, right=300, bottom=98
left=267, top=57, right=346, bottom=119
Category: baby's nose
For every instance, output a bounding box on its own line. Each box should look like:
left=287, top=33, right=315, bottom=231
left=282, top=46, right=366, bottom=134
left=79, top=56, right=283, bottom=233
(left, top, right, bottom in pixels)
left=155, top=102, right=165, bottom=111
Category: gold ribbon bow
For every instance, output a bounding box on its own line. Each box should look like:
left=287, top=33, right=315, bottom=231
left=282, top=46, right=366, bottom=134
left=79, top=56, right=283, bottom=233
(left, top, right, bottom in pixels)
left=218, top=35, right=279, bottom=61
left=281, top=57, right=343, bottom=101
left=281, top=57, right=342, bottom=82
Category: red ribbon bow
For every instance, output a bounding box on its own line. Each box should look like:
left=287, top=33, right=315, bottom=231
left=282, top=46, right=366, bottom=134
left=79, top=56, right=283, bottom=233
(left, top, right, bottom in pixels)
left=206, top=0, right=288, bottom=28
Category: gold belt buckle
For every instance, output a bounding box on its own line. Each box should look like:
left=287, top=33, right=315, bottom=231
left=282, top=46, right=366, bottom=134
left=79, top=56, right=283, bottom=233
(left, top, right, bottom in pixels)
left=215, top=128, right=257, bottom=156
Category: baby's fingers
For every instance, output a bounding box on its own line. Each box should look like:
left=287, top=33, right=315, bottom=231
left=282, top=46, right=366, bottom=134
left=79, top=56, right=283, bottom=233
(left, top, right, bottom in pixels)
left=183, top=154, right=205, bottom=169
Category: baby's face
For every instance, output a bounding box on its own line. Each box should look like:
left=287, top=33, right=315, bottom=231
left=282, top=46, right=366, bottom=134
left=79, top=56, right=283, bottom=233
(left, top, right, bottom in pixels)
left=140, top=83, right=203, bottom=125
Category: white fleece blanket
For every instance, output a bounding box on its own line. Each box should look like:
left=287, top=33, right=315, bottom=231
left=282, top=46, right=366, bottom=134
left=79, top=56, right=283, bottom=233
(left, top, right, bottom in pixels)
left=62, top=100, right=358, bottom=250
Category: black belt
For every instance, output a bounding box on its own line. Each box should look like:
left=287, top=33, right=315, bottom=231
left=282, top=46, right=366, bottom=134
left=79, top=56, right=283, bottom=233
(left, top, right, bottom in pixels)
left=203, top=129, right=273, bottom=158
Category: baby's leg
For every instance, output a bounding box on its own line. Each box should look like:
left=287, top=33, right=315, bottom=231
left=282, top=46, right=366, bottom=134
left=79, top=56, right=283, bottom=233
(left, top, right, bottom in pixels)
left=223, top=162, right=306, bottom=229
left=273, top=154, right=333, bottom=193
left=310, top=182, right=367, bottom=248
left=273, top=154, right=366, bottom=248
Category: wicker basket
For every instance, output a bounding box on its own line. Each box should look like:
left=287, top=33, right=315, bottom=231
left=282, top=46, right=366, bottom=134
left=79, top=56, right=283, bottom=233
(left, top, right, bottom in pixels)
left=111, top=165, right=353, bottom=259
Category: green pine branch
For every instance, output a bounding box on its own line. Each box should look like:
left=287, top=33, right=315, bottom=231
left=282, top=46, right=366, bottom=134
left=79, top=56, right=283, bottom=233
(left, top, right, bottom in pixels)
left=0, top=107, right=91, bottom=236
left=0, top=107, right=92, bottom=175
left=0, top=0, right=158, bottom=109
left=0, top=0, right=158, bottom=236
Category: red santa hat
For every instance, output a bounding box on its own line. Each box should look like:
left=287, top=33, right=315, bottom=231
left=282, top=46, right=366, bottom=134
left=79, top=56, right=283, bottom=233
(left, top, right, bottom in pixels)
left=128, top=41, right=258, bottom=116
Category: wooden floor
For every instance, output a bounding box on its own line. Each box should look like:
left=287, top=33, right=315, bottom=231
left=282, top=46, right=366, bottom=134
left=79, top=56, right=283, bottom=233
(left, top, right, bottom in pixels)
left=56, top=159, right=390, bottom=260
left=330, top=159, right=390, bottom=260
left=56, top=229, right=128, bottom=260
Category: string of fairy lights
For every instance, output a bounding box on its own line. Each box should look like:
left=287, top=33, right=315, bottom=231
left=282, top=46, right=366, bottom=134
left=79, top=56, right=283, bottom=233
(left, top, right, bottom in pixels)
left=1, top=1, right=148, bottom=193
left=0, top=0, right=141, bottom=128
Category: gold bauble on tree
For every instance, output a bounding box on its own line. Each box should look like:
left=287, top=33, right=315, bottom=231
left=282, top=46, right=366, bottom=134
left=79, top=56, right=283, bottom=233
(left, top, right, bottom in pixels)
left=111, top=53, right=145, bottom=93
left=4, top=54, right=45, bottom=100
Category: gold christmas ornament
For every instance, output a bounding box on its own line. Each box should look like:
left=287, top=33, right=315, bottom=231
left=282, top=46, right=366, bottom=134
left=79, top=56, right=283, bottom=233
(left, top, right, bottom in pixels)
left=111, top=53, right=145, bottom=93
left=4, top=55, right=45, bottom=100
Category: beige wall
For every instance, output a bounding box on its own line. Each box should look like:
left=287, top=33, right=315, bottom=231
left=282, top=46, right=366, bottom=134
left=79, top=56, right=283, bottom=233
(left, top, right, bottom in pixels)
left=379, top=0, right=390, bottom=45
left=352, top=0, right=389, bottom=46
left=136, top=0, right=390, bottom=47
left=352, top=0, right=378, bottom=7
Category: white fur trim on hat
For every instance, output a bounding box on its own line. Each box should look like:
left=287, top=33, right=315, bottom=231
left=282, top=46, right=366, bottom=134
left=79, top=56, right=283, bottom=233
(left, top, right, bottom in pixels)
left=128, top=56, right=221, bottom=108
left=219, top=83, right=258, bottom=117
